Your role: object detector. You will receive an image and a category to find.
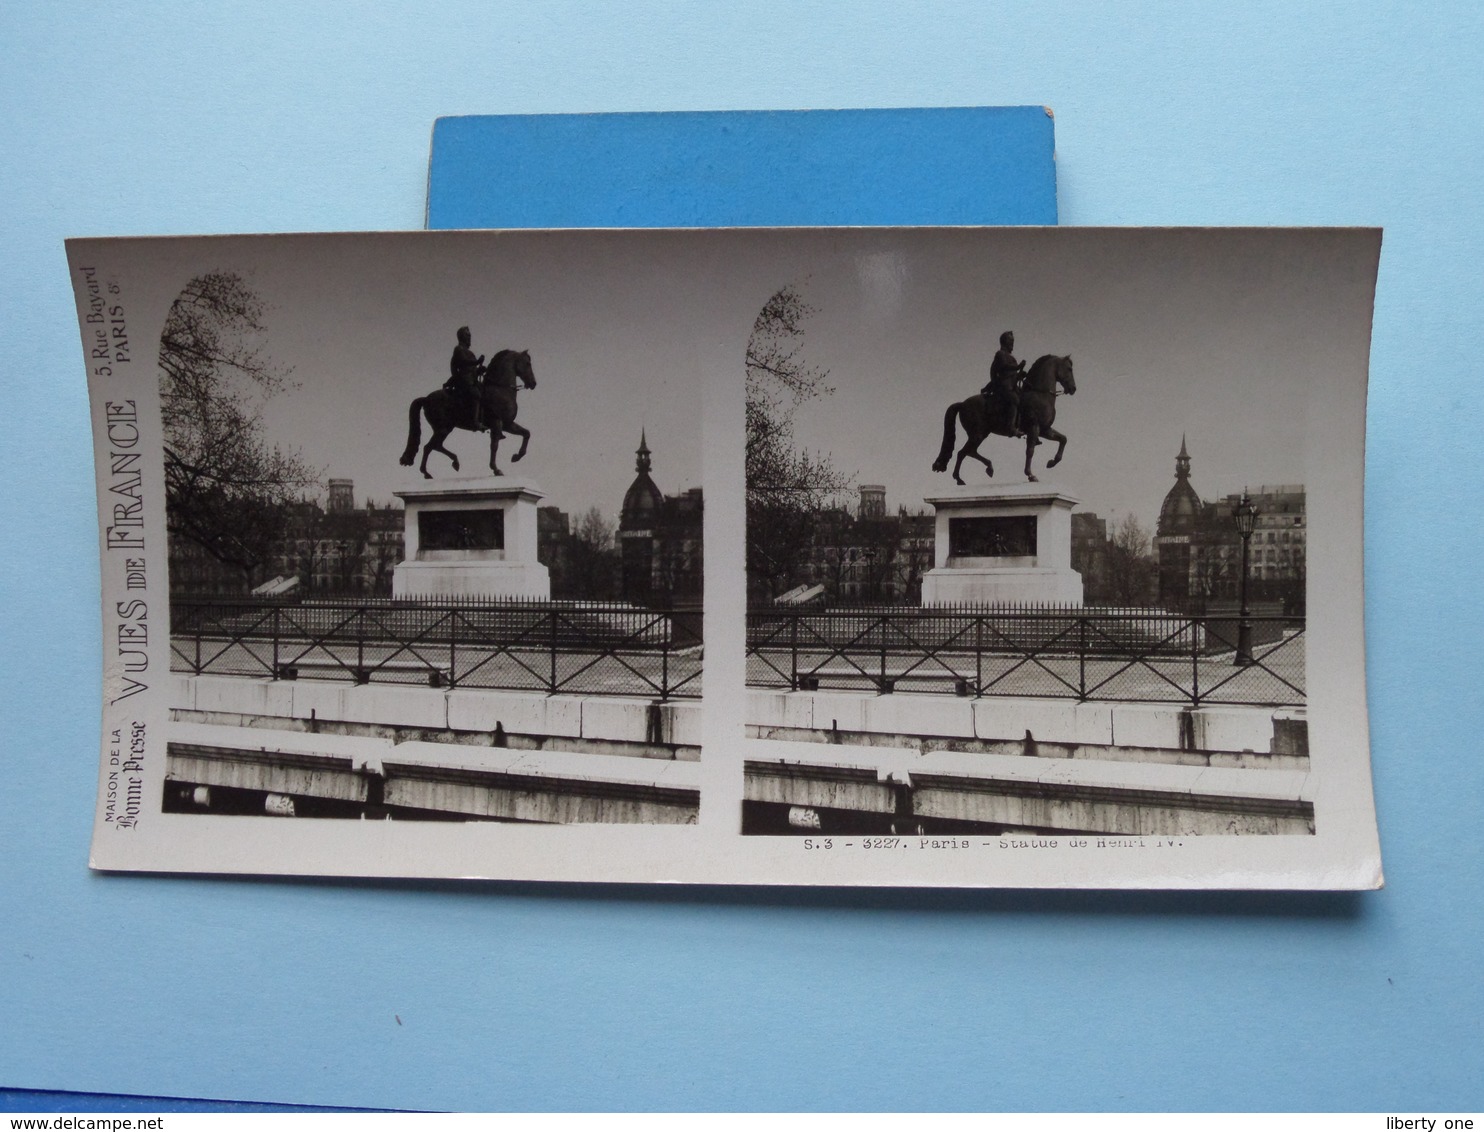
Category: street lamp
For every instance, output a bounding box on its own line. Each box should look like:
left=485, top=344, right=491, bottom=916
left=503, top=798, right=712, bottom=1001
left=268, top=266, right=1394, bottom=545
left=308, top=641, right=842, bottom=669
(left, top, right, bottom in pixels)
left=1232, top=490, right=1258, bottom=666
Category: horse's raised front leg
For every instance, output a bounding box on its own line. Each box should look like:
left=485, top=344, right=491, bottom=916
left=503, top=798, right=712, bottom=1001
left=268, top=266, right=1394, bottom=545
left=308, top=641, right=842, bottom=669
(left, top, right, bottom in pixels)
left=505, top=421, right=531, bottom=463
left=1042, top=425, right=1068, bottom=469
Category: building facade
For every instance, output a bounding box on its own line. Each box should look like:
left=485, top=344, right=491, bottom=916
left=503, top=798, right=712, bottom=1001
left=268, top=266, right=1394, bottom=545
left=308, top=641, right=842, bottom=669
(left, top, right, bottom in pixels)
left=168, top=478, right=405, bottom=596
left=793, top=485, right=934, bottom=604
left=171, top=434, right=707, bottom=606
left=1070, top=511, right=1110, bottom=599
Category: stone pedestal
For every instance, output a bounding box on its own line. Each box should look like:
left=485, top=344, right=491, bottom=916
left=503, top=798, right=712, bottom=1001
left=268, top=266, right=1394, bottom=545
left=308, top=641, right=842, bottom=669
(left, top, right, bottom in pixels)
left=392, top=477, right=550, bottom=600
left=920, top=483, right=1083, bottom=606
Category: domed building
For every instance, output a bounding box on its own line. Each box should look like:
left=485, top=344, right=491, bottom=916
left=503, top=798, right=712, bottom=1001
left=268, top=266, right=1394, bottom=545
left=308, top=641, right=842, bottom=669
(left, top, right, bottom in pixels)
left=1155, top=436, right=1203, bottom=604
left=618, top=431, right=703, bottom=604
left=620, top=431, right=665, bottom=524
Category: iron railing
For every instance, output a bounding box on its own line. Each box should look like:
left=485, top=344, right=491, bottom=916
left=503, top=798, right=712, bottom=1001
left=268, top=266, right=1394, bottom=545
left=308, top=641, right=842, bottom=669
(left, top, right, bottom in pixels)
left=746, top=603, right=1304, bottom=707
left=171, top=596, right=702, bottom=700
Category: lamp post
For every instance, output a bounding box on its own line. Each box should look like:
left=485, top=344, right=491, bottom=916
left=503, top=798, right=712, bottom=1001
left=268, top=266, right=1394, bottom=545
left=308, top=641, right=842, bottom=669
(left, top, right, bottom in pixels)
left=1233, top=490, right=1258, bottom=666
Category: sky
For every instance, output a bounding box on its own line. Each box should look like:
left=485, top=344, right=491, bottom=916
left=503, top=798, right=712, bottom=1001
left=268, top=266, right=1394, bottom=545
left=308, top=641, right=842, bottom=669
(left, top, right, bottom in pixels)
left=210, top=230, right=717, bottom=520
left=123, top=227, right=1377, bottom=530
left=765, top=227, right=1376, bottom=531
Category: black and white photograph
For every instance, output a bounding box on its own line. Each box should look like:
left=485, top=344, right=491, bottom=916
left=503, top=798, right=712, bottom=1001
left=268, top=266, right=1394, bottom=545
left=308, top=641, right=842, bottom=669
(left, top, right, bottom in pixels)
left=739, top=229, right=1374, bottom=854
left=72, top=226, right=1379, bottom=886
left=82, top=232, right=706, bottom=837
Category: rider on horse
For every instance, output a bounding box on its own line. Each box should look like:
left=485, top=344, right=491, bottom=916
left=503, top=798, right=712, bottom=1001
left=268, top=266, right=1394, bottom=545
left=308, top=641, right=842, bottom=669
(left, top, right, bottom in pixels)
left=444, top=326, right=492, bottom=433
left=404, top=348, right=537, bottom=479
left=981, top=330, right=1028, bottom=438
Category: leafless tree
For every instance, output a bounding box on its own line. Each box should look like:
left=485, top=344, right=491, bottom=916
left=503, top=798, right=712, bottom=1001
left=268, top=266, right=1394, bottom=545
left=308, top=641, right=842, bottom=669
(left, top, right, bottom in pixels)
left=745, top=285, right=851, bottom=599
left=573, top=506, right=615, bottom=550
left=563, top=506, right=619, bottom=600
left=159, top=271, right=319, bottom=587
left=1105, top=513, right=1155, bottom=605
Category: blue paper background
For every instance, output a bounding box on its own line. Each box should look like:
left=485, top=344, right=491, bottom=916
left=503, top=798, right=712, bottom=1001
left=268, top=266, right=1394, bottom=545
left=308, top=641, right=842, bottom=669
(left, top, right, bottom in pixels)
left=3, top=2, right=1482, bottom=1113
left=428, top=107, right=1057, bottom=228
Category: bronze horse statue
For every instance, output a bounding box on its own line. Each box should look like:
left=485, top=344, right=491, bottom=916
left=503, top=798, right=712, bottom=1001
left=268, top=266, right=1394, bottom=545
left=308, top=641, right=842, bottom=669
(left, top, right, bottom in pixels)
left=400, top=349, right=536, bottom=478
left=932, top=354, right=1075, bottom=484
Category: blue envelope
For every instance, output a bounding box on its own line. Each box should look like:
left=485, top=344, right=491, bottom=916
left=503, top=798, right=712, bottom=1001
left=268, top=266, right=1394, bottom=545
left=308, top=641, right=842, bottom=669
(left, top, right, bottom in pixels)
left=427, top=106, right=1057, bottom=228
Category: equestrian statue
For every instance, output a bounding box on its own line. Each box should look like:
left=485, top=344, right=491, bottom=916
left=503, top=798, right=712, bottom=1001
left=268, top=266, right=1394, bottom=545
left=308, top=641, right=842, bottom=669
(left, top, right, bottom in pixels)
left=400, top=341, right=537, bottom=479
left=932, top=337, right=1076, bottom=484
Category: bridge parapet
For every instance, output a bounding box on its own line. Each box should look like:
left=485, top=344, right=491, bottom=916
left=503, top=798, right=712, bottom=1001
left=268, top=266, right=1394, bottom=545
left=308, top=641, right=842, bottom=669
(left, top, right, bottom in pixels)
left=747, top=687, right=1305, bottom=767
left=171, top=673, right=701, bottom=759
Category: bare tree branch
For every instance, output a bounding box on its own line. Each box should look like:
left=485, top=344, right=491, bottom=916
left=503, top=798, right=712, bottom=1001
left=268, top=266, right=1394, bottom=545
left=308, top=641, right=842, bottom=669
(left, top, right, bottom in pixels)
left=1105, top=513, right=1155, bottom=605
left=159, top=271, right=321, bottom=585
left=745, top=284, right=851, bottom=598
